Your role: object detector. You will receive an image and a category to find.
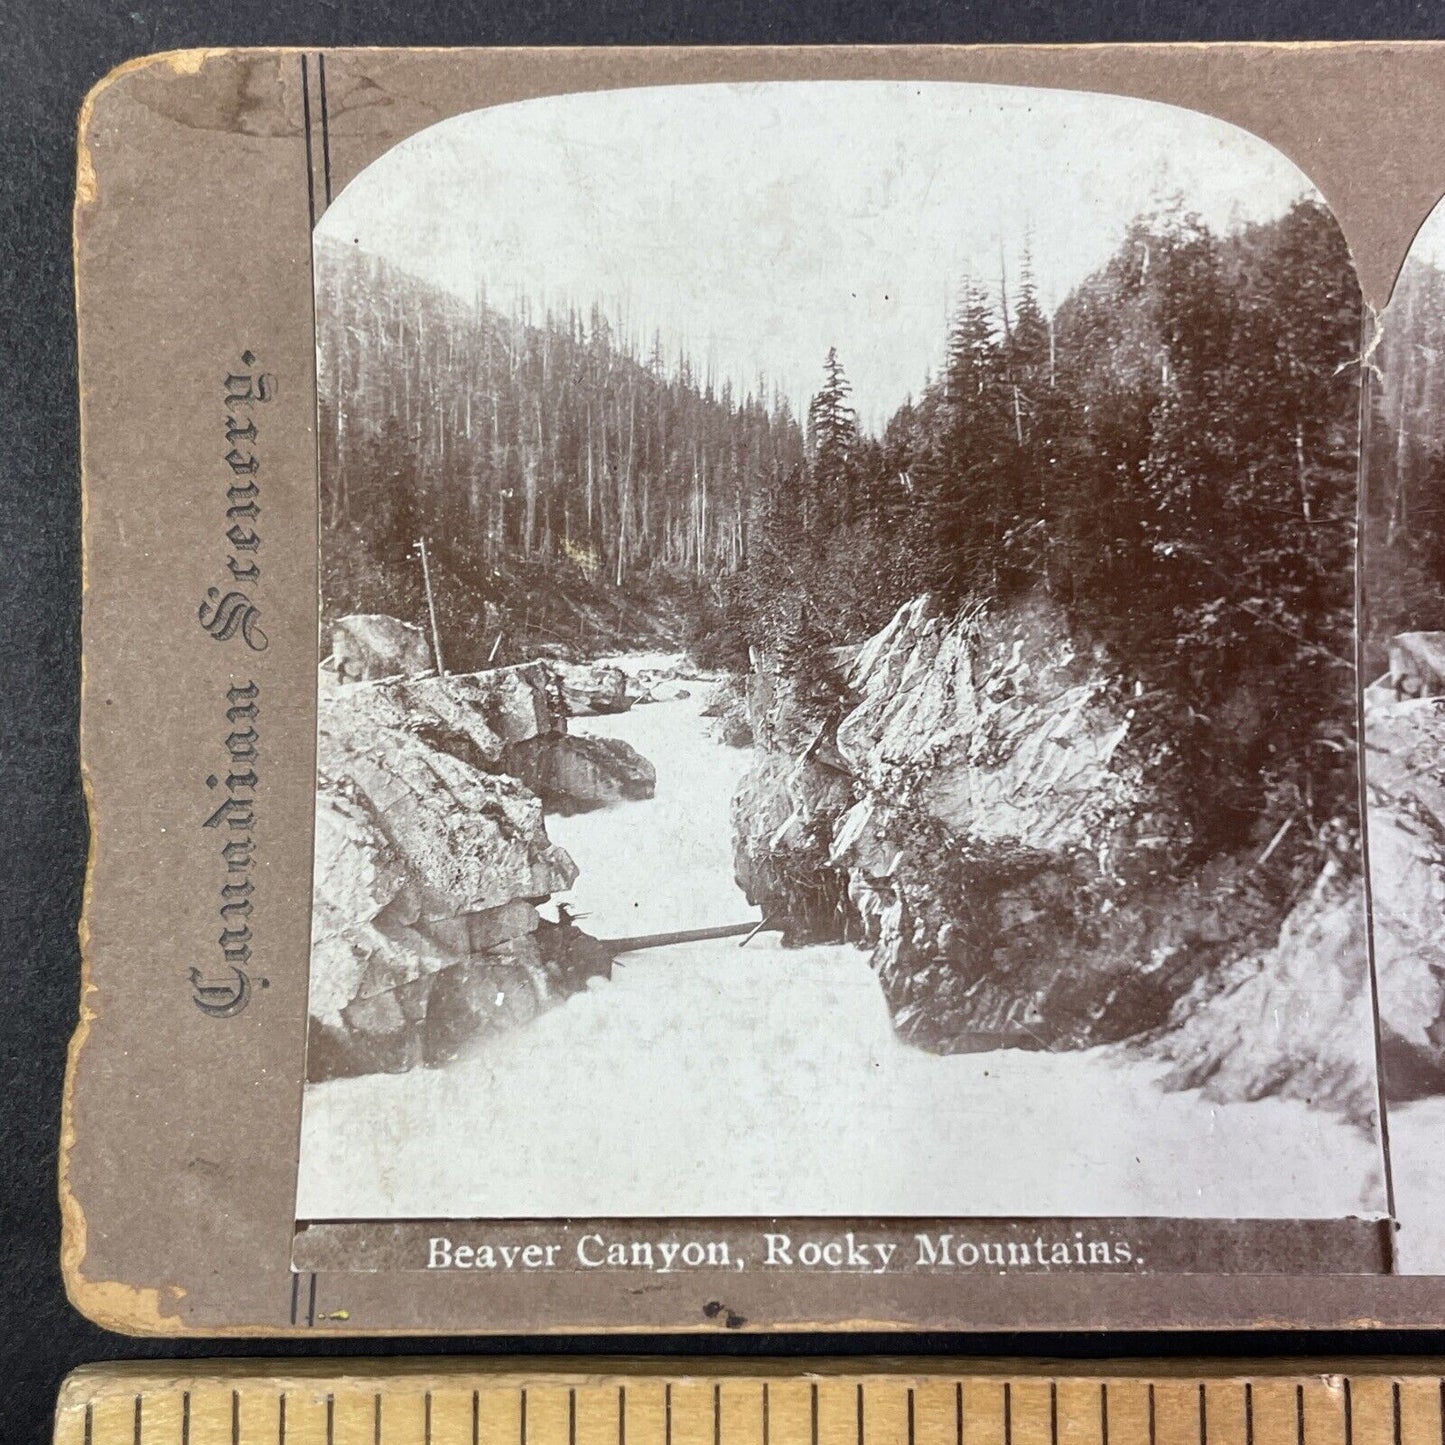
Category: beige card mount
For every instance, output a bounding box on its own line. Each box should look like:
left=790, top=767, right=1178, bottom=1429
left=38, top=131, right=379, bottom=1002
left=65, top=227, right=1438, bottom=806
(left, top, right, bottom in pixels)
left=68, top=42, right=1445, bottom=1334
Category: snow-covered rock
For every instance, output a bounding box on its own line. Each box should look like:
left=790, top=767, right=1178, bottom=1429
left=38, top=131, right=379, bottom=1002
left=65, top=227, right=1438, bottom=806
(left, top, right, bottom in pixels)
left=330, top=612, right=433, bottom=683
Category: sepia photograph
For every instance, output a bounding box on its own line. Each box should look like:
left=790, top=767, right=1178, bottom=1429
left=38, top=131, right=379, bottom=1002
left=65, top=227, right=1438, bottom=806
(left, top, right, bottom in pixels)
left=1360, top=193, right=1445, bottom=1275
left=293, top=80, right=1389, bottom=1230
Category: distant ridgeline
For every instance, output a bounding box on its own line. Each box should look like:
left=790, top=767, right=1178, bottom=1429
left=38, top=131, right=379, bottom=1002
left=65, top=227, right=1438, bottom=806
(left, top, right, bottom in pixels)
left=316, top=236, right=807, bottom=668
left=1367, top=252, right=1445, bottom=667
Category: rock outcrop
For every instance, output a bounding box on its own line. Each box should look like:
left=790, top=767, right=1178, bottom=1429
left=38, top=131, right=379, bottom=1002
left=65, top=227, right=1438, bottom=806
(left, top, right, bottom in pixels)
left=732, top=594, right=1328, bottom=1059
left=551, top=661, right=632, bottom=715
left=308, top=662, right=635, bottom=1080
left=507, top=733, right=657, bottom=813
left=1069, top=663, right=1445, bottom=1125
left=702, top=676, right=754, bottom=747
left=330, top=613, right=433, bottom=683
left=1367, top=692, right=1445, bottom=1097
left=1151, top=862, right=1379, bottom=1123
left=1387, top=631, right=1445, bottom=700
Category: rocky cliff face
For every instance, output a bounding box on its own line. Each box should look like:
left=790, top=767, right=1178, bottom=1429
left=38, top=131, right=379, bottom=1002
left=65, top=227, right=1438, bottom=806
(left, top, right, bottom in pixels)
left=309, top=662, right=644, bottom=1080
left=1151, top=861, right=1378, bottom=1123
left=1150, top=682, right=1445, bottom=1125
left=1367, top=691, right=1445, bottom=1098
left=733, top=595, right=1327, bottom=1059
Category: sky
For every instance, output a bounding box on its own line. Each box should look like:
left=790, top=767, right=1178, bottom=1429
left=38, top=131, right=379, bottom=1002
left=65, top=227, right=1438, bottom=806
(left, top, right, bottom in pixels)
left=320, top=81, right=1322, bottom=427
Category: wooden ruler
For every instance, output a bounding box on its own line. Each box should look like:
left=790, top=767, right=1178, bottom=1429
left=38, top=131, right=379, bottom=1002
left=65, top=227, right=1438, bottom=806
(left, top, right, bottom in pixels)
left=51, top=1360, right=1445, bottom=1445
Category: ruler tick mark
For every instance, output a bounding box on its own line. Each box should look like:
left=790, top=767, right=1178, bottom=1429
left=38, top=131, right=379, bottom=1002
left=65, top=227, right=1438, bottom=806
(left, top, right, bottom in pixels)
left=474, top=1391, right=481, bottom=1445
left=231, top=1390, right=240, bottom=1445
left=427, top=1391, right=434, bottom=1445
left=279, top=1392, right=287, bottom=1445
left=1346, top=1380, right=1355, bottom=1445
left=1102, top=1383, right=1110, bottom=1445
left=621, top=1385, right=627, bottom=1445
left=1005, top=1384, right=1013, bottom=1445
left=1050, top=1383, right=1058, bottom=1445
left=812, top=1385, right=819, bottom=1445
left=1148, top=1386, right=1157, bottom=1445
left=858, top=1383, right=866, bottom=1445
left=1296, top=1385, right=1305, bottom=1445
left=1199, top=1383, right=1208, bottom=1445
left=666, top=1385, right=672, bottom=1445
left=375, top=1392, right=383, bottom=1445
left=132, top=1396, right=141, bottom=1445
left=1246, top=1383, right=1254, bottom=1445
left=716, top=1384, right=722, bottom=1445
left=84, top=1404, right=92, bottom=1445
left=571, top=1387, right=578, bottom=1445
left=327, top=1393, right=335, bottom=1445
left=523, top=1388, right=529, bottom=1445
left=908, top=1389, right=915, bottom=1445
left=764, top=1383, right=771, bottom=1445
left=1393, top=1384, right=1402, bottom=1445
left=956, top=1382, right=964, bottom=1445
left=182, top=1391, right=191, bottom=1445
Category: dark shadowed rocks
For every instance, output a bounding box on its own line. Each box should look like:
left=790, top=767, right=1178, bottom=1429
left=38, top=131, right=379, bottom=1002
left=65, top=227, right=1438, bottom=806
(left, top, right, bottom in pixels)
left=507, top=732, right=657, bottom=813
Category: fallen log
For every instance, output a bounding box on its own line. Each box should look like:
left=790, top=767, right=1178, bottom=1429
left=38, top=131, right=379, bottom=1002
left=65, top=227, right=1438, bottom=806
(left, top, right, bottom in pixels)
left=600, top=920, right=777, bottom=953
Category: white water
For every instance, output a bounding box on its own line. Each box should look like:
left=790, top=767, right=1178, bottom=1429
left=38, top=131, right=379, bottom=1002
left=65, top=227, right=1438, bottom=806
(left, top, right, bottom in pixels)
left=296, top=672, right=1387, bottom=1222
left=1384, top=1099, right=1445, bottom=1273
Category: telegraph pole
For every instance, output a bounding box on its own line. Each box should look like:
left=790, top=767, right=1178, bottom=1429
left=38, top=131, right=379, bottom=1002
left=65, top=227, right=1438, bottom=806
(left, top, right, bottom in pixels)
left=416, top=536, right=446, bottom=677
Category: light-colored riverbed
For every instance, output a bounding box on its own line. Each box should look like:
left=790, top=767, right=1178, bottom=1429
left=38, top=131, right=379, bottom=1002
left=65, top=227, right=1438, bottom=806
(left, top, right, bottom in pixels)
left=296, top=672, right=1387, bottom=1222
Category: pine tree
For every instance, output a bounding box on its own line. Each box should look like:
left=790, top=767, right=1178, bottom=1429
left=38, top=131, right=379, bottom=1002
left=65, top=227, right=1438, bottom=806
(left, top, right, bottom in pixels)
left=805, top=347, right=858, bottom=536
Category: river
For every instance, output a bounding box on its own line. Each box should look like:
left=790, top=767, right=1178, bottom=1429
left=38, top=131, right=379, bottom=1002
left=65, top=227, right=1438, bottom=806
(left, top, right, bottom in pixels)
left=296, top=662, right=1386, bottom=1223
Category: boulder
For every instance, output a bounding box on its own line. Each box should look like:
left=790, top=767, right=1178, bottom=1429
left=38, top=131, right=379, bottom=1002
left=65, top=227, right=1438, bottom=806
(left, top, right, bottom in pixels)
left=506, top=733, right=657, bottom=813
left=331, top=613, right=433, bottom=683
left=552, top=661, right=632, bottom=715
left=317, top=702, right=575, bottom=917
left=323, top=663, right=567, bottom=777
left=1388, top=631, right=1445, bottom=699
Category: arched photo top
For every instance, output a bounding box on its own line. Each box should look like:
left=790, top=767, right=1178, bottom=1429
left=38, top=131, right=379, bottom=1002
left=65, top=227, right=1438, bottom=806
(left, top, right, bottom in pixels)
left=302, top=75, right=1382, bottom=1233
left=317, top=79, right=1350, bottom=429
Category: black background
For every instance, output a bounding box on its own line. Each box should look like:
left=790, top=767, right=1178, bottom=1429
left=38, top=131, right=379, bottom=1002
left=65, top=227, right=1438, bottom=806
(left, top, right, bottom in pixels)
left=6, top=2, right=1445, bottom=1442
